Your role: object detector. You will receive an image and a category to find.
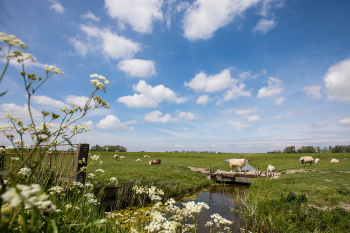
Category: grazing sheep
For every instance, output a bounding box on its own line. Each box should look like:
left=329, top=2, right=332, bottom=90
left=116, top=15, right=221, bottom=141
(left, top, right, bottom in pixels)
left=300, top=156, right=314, bottom=167
left=144, top=155, right=151, bottom=158
left=331, top=158, right=339, bottom=164
left=267, top=165, right=276, bottom=177
left=149, top=159, right=161, bottom=165
left=120, top=156, right=125, bottom=160
left=136, top=159, right=141, bottom=162
left=114, top=154, right=119, bottom=160
left=229, top=159, right=248, bottom=172
left=315, top=158, right=320, bottom=164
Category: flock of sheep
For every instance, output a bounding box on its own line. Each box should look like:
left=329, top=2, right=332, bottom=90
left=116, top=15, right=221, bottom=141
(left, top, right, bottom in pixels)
left=113, top=154, right=161, bottom=165
left=229, top=156, right=340, bottom=177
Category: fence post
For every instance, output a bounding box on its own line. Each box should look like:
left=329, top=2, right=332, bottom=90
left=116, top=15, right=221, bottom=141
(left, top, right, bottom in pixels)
left=74, top=143, right=89, bottom=183
left=220, top=162, right=222, bottom=171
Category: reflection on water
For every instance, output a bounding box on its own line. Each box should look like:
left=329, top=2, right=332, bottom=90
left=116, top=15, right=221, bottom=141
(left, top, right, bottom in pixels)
left=224, top=158, right=256, bottom=171
left=180, top=184, right=249, bottom=233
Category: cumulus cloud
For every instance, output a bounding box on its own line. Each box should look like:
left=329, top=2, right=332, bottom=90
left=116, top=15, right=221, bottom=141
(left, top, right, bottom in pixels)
left=144, top=110, right=179, bottom=123
left=185, top=69, right=236, bottom=92
left=118, top=80, right=186, bottom=108
left=245, top=115, right=260, bottom=122
left=253, top=18, right=277, bottom=34
left=228, top=120, right=252, bottom=131
left=324, top=58, right=350, bottom=102
left=303, top=85, right=322, bottom=99
left=239, top=70, right=259, bottom=79
left=275, top=111, right=293, bottom=120
left=185, top=69, right=251, bottom=103
left=178, top=111, right=195, bottom=120
left=50, top=2, right=64, bottom=13
left=0, top=103, right=41, bottom=120
left=82, top=120, right=94, bottom=130
left=182, top=0, right=260, bottom=40
left=222, top=107, right=258, bottom=115
left=68, top=38, right=88, bottom=57
left=257, top=77, right=283, bottom=98
left=32, top=96, right=66, bottom=109
left=117, top=59, right=156, bottom=78
left=274, top=97, right=284, bottom=105
left=81, top=11, right=100, bottom=21
left=196, top=95, right=210, bottom=105
left=117, top=94, right=158, bottom=108
left=96, top=115, right=133, bottom=130
left=79, top=25, right=141, bottom=59
left=104, top=0, right=163, bottom=33
left=338, top=117, right=350, bottom=127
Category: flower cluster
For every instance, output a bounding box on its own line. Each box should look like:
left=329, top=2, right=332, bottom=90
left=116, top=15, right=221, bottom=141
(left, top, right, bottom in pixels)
left=36, top=122, right=56, bottom=131
left=110, top=177, right=118, bottom=185
left=90, top=74, right=109, bottom=92
left=48, top=186, right=64, bottom=195
left=90, top=154, right=100, bottom=161
left=182, top=201, right=210, bottom=215
left=18, top=167, right=32, bottom=177
left=95, top=169, right=105, bottom=175
left=0, top=124, right=14, bottom=132
left=84, top=193, right=100, bottom=206
left=0, top=32, right=27, bottom=49
left=73, top=181, right=84, bottom=188
left=85, top=182, right=94, bottom=188
left=88, top=173, right=96, bottom=179
left=11, top=157, right=20, bottom=161
left=0, top=147, right=6, bottom=155
left=44, top=65, right=64, bottom=75
left=5, top=114, right=23, bottom=126
left=1, top=184, right=56, bottom=212
left=72, top=125, right=89, bottom=134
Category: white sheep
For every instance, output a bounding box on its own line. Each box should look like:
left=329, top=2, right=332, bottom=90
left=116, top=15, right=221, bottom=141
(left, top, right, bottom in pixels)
left=136, top=159, right=141, bottom=162
left=315, top=158, right=320, bottom=164
left=267, top=164, right=275, bottom=177
left=114, top=154, right=118, bottom=160
left=229, top=159, right=248, bottom=172
left=331, top=158, right=339, bottom=164
left=300, top=156, right=314, bottom=167
left=144, top=155, right=149, bottom=158
left=120, top=156, right=125, bottom=160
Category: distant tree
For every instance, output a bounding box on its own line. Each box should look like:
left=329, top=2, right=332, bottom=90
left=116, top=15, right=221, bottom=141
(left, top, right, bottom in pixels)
left=323, top=147, right=329, bottom=153
left=316, top=147, right=321, bottom=153
left=283, top=146, right=295, bottom=154
left=329, top=146, right=333, bottom=153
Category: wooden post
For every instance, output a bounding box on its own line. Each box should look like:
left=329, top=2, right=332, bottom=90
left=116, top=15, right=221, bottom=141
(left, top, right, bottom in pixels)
left=74, top=143, right=89, bottom=183
left=220, top=162, right=222, bottom=171
left=257, top=165, right=259, bottom=178
left=208, top=163, right=211, bottom=181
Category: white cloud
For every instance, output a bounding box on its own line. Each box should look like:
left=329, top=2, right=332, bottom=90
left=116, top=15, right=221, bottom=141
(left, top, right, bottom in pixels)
left=125, top=120, right=139, bottom=125
left=79, top=25, right=141, bottom=59
left=222, top=107, right=258, bottom=115
left=252, top=18, right=277, bottom=34
left=185, top=69, right=236, bottom=92
left=222, top=83, right=251, bottom=100
left=227, top=120, right=252, bottom=131
left=65, top=95, right=89, bottom=108
left=104, top=0, right=163, bottom=33
left=68, top=38, right=88, bottom=57
left=257, top=77, right=283, bottom=98
left=196, top=95, right=210, bottom=105
left=178, top=111, right=195, bottom=120
left=117, top=59, right=156, bottom=78
left=274, top=97, right=284, bottom=105
left=174, top=144, right=185, bottom=148
left=144, top=110, right=179, bottom=123
left=118, top=80, right=186, bottom=108
left=184, top=127, right=189, bottom=131
left=303, top=85, right=322, bottom=99
left=81, top=11, right=100, bottom=21
left=324, top=58, right=350, bottom=102
left=338, top=117, right=350, bottom=127
left=239, top=70, right=259, bottom=79
left=245, top=115, right=260, bottom=122
left=82, top=120, right=94, bottom=130
left=182, top=0, right=260, bottom=40
left=275, top=111, right=293, bottom=120
left=0, top=103, right=41, bottom=120
left=117, top=94, right=158, bottom=108
left=32, top=96, right=66, bottom=109
left=50, top=2, right=64, bottom=13
left=96, top=115, right=133, bottom=130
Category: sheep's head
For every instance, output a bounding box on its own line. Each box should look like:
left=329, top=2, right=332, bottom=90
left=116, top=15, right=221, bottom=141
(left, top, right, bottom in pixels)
left=299, top=157, right=304, bottom=162
left=244, top=159, right=248, bottom=163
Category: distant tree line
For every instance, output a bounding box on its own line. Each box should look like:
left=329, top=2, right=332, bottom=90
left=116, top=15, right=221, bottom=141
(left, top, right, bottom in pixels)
left=267, top=145, right=350, bottom=154
left=90, top=144, right=127, bottom=152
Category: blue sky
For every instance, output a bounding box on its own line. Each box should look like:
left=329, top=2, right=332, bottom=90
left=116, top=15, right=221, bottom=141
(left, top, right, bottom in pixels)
left=1, top=0, right=350, bottom=152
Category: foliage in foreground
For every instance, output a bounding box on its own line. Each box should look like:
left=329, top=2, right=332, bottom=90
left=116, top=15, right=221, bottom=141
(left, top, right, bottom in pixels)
left=238, top=190, right=350, bottom=233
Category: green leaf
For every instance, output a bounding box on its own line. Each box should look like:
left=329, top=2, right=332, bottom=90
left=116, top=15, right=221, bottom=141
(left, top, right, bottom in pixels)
left=83, top=219, right=113, bottom=229
left=50, top=219, right=58, bottom=233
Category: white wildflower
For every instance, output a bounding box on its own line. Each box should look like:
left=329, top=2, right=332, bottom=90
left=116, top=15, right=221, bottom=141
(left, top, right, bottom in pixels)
left=99, top=161, right=103, bottom=165
left=48, top=186, right=64, bottom=195
left=11, top=157, right=20, bottom=161
left=18, top=167, right=31, bottom=177
left=65, top=204, right=73, bottom=209
left=90, top=155, right=100, bottom=161
left=0, top=124, right=14, bottom=132
left=44, top=65, right=64, bottom=75
left=88, top=173, right=96, bottom=179
left=109, top=177, right=118, bottom=185
left=73, top=182, right=84, bottom=188
left=6, top=146, right=15, bottom=150
left=85, top=182, right=94, bottom=188
left=95, top=169, right=105, bottom=175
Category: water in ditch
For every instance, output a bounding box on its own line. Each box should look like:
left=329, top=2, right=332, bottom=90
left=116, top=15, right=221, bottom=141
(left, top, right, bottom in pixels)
left=179, top=183, right=250, bottom=233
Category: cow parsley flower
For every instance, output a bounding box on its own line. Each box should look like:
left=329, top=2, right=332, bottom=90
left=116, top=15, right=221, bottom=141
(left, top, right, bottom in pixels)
left=73, top=182, right=84, bottom=188
left=18, top=167, right=31, bottom=177
left=90, top=154, right=100, bottom=161
left=44, top=65, right=64, bottom=75
left=95, top=169, right=105, bottom=175
left=88, top=173, right=95, bottom=179
left=48, top=186, right=64, bottom=195
left=0, top=124, right=14, bottom=132
left=110, top=177, right=118, bottom=185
